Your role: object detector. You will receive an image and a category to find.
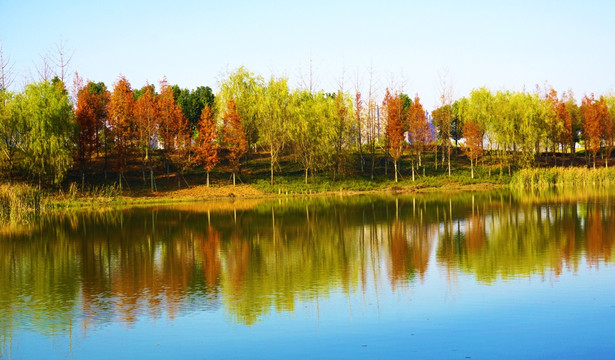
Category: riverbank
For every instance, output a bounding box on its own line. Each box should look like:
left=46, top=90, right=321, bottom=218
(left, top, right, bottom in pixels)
left=6, top=166, right=615, bottom=222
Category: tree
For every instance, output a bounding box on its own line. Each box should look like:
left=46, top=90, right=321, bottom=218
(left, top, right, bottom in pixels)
left=195, top=105, right=218, bottom=187
left=216, top=67, right=264, bottom=152
left=134, top=83, right=158, bottom=191
left=581, top=94, right=606, bottom=168
left=408, top=96, right=430, bottom=172
left=463, top=120, right=483, bottom=179
left=0, top=89, right=20, bottom=181
left=259, top=77, right=291, bottom=185
left=432, top=104, right=453, bottom=175
left=108, top=75, right=135, bottom=189
left=0, top=40, right=15, bottom=91
left=221, top=99, right=247, bottom=186
left=16, top=81, right=74, bottom=185
left=175, top=85, right=215, bottom=133
left=289, top=90, right=330, bottom=184
left=158, top=78, right=190, bottom=187
left=383, top=89, right=404, bottom=182
left=331, top=90, right=353, bottom=181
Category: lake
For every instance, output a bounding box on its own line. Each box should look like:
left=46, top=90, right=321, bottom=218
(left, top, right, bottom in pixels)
left=1, top=189, right=615, bottom=359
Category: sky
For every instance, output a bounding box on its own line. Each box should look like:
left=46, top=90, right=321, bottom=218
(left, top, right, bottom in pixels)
left=1, top=0, right=614, bottom=108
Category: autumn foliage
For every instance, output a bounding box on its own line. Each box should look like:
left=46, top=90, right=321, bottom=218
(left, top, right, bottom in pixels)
left=195, top=105, right=219, bottom=186
left=221, top=99, right=247, bottom=185
left=383, top=89, right=404, bottom=182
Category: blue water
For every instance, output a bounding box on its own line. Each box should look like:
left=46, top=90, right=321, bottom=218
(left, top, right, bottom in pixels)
left=1, top=192, right=614, bottom=359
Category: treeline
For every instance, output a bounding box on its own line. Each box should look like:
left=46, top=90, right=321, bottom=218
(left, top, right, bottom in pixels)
left=1, top=66, right=615, bottom=189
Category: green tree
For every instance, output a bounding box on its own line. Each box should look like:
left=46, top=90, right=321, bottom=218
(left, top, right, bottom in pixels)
left=216, top=67, right=264, bottom=152
left=0, top=89, right=20, bottom=181
left=258, top=77, right=291, bottom=185
left=15, top=81, right=74, bottom=185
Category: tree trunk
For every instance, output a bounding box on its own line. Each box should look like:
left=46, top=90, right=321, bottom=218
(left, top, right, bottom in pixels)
left=233, top=171, right=236, bottom=186
left=448, top=146, right=451, bottom=177
left=411, top=159, right=415, bottom=182
left=394, top=161, right=398, bottom=183
left=270, top=155, right=274, bottom=186
left=207, top=171, right=210, bottom=187
left=305, top=168, right=308, bottom=184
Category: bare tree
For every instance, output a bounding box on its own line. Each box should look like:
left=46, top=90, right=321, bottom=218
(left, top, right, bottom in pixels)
left=0, top=40, right=15, bottom=90
left=51, top=38, right=73, bottom=84
left=437, top=69, right=454, bottom=176
left=35, top=54, right=53, bottom=81
left=298, top=54, right=319, bottom=93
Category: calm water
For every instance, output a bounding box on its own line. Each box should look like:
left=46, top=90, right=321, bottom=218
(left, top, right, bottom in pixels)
left=1, top=190, right=615, bottom=359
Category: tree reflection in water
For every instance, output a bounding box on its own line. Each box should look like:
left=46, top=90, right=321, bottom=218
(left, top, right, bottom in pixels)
left=0, top=189, right=614, bottom=348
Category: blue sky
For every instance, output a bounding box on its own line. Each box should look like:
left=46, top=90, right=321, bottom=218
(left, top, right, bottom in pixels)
left=1, top=0, right=614, bottom=108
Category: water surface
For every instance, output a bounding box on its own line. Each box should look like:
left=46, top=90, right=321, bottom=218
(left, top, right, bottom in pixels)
left=1, top=190, right=615, bottom=359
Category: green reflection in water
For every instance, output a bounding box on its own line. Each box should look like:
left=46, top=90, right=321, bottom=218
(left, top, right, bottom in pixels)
left=0, top=189, right=614, bottom=352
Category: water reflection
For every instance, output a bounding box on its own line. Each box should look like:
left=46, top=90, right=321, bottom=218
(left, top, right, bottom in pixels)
left=1, top=190, right=614, bottom=348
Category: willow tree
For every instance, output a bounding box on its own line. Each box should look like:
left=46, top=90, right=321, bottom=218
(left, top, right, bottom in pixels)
left=216, top=67, right=264, bottom=152
left=290, top=90, right=330, bottom=184
left=259, top=77, right=291, bottom=185
left=222, top=99, right=247, bottom=186
left=0, top=89, right=19, bottom=181
left=16, top=80, right=74, bottom=185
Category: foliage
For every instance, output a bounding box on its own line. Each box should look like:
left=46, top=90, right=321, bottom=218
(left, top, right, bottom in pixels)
left=194, top=105, right=218, bottom=186
left=16, top=81, right=74, bottom=185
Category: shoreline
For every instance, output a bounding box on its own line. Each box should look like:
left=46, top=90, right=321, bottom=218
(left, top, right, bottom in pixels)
left=45, top=181, right=508, bottom=210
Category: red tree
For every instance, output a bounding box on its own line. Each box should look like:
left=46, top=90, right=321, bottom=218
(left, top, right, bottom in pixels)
left=582, top=94, right=608, bottom=168
left=222, top=99, right=247, bottom=186
left=158, top=78, right=190, bottom=186
left=108, top=75, right=135, bottom=189
left=383, top=89, right=404, bottom=182
left=463, top=120, right=483, bottom=178
left=134, top=84, right=158, bottom=190
left=408, top=96, right=431, bottom=169
left=195, top=105, right=219, bottom=187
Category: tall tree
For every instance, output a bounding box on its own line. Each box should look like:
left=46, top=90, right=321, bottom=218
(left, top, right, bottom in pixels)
left=463, top=120, right=483, bottom=179
left=16, top=80, right=74, bottom=185
left=259, top=77, right=291, bottom=185
left=221, top=99, right=247, bottom=186
left=581, top=94, right=606, bottom=168
left=108, top=75, right=135, bottom=189
left=0, top=89, right=19, bottom=181
left=332, top=90, right=353, bottom=181
left=383, top=89, right=404, bottom=182
left=216, top=67, right=264, bottom=152
left=134, top=83, right=158, bottom=190
left=195, top=105, right=218, bottom=187
left=408, top=96, right=430, bottom=170
left=158, top=78, right=190, bottom=187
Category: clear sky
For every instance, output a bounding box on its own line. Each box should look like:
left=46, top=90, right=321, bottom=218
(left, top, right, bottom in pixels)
left=1, top=0, right=614, bottom=108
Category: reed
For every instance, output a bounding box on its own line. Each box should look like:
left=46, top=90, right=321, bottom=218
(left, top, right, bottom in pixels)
left=510, top=167, right=615, bottom=188
left=0, top=183, right=43, bottom=223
